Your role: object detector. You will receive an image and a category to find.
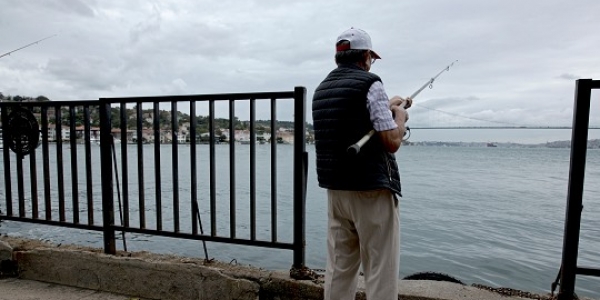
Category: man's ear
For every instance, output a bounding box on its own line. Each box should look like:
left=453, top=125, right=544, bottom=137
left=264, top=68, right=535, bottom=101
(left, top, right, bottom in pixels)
left=363, top=51, right=370, bottom=62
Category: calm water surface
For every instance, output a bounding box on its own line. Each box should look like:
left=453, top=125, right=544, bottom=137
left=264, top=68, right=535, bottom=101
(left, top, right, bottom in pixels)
left=1, top=144, right=599, bottom=298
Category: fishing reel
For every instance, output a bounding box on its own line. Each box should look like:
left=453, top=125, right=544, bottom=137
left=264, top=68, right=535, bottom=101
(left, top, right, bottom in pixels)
left=403, top=126, right=411, bottom=141
left=5, top=107, right=40, bottom=158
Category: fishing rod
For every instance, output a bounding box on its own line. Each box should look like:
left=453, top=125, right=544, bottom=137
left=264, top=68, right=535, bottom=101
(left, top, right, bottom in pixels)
left=347, top=60, right=458, bottom=155
left=0, top=34, right=57, bottom=59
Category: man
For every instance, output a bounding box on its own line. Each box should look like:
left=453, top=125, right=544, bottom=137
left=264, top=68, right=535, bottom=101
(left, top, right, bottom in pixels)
left=312, top=27, right=410, bottom=300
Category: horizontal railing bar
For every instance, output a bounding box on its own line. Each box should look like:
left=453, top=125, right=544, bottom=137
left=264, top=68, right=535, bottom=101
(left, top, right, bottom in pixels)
left=0, top=215, right=295, bottom=250
left=100, top=91, right=295, bottom=103
left=1, top=216, right=104, bottom=232
left=576, top=267, right=600, bottom=277
left=0, top=101, right=97, bottom=107
left=113, top=226, right=295, bottom=250
left=0, top=93, right=294, bottom=107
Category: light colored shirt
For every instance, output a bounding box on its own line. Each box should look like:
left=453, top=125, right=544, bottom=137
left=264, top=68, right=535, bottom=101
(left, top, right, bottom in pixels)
left=366, top=81, right=397, bottom=132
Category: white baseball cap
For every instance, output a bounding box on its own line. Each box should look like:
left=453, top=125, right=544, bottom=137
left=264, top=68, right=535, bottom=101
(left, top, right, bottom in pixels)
left=335, top=27, right=381, bottom=59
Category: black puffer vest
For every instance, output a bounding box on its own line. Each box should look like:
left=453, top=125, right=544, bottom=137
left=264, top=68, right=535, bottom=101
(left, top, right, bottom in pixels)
left=312, top=64, right=402, bottom=196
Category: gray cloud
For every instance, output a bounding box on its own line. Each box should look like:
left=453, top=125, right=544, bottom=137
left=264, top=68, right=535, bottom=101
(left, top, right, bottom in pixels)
left=559, top=73, right=579, bottom=80
left=1, top=0, right=600, bottom=139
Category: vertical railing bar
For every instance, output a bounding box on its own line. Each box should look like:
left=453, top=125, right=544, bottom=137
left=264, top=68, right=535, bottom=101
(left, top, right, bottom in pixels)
left=29, top=135, right=39, bottom=219
left=136, top=101, right=145, bottom=228
left=209, top=100, right=217, bottom=237
left=558, top=79, right=592, bottom=299
left=250, top=98, right=256, bottom=240
left=41, top=106, right=51, bottom=220
left=292, top=86, right=307, bottom=269
left=1, top=107, right=12, bottom=216
left=56, top=106, right=66, bottom=222
left=229, top=99, right=236, bottom=238
left=270, top=98, right=277, bottom=242
left=99, top=99, right=116, bottom=254
left=69, top=105, right=79, bottom=224
left=28, top=105, right=40, bottom=218
left=190, top=101, right=198, bottom=235
left=120, top=102, right=129, bottom=227
left=171, top=101, right=180, bottom=233
left=153, top=102, right=162, bottom=231
left=84, top=105, right=94, bottom=225
left=16, top=151, right=25, bottom=218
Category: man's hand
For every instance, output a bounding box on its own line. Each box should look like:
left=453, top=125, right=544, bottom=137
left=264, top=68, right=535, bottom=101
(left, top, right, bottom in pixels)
left=379, top=95, right=411, bottom=153
left=389, top=96, right=412, bottom=109
left=391, top=105, right=409, bottom=124
left=378, top=100, right=409, bottom=153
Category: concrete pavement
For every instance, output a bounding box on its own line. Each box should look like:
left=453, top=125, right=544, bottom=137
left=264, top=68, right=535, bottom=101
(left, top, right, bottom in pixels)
left=0, top=278, right=144, bottom=300
left=2, top=236, right=593, bottom=300
left=0, top=277, right=531, bottom=300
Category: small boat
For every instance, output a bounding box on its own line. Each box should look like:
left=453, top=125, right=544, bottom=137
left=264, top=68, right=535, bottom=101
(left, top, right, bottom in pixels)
left=487, top=142, right=497, bottom=148
left=90, top=137, right=120, bottom=145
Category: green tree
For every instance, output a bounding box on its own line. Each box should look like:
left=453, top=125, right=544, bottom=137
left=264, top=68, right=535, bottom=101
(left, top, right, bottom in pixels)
left=110, top=107, right=121, bottom=128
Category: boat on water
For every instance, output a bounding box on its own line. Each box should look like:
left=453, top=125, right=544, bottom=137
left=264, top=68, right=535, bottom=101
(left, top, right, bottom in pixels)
left=90, top=137, right=121, bottom=145
left=487, top=142, right=497, bottom=148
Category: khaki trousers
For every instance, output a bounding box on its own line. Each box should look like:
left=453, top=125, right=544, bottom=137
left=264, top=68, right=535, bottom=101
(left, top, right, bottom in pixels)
left=324, top=189, right=400, bottom=300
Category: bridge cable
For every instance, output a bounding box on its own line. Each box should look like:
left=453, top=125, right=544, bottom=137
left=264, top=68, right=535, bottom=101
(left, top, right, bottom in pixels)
left=412, top=103, right=530, bottom=127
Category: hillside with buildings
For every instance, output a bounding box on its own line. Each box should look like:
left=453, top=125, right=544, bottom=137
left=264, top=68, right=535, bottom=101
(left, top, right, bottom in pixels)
left=0, top=93, right=309, bottom=144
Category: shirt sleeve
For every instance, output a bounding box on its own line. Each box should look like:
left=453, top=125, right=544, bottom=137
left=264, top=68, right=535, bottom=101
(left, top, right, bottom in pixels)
left=366, top=81, right=397, bottom=132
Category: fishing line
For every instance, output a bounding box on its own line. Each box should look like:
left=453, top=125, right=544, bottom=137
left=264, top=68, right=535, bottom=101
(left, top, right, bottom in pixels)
left=110, top=136, right=128, bottom=252
left=192, top=193, right=211, bottom=262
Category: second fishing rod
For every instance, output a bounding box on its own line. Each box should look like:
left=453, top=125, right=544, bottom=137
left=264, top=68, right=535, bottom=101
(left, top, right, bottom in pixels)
left=347, top=60, right=458, bottom=155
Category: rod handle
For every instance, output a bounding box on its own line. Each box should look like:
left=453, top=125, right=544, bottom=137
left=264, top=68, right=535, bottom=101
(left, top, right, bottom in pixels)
left=347, top=101, right=409, bottom=155
left=347, top=130, right=375, bottom=155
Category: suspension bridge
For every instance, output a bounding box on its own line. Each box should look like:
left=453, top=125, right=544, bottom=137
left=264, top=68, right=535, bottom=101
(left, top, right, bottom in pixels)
left=405, top=103, right=600, bottom=130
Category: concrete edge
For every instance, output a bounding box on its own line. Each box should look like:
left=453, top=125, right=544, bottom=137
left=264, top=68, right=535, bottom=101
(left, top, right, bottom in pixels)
left=0, top=235, right=568, bottom=300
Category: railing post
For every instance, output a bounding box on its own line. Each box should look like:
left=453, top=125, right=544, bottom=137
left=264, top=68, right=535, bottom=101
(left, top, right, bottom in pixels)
left=99, top=99, right=116, bottom=254
left=292, top=86, right=307, bottom=269
left=558, top=79, right=592, bottom=300
left=1, top=106, right=12, bottom=217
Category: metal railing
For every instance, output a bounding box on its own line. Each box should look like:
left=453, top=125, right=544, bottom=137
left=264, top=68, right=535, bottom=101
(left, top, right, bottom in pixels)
left=0, top=87, right=308, bottom=269
left=1, top=100, right=104, bottom=231
left=557, top=79, right=600, bottom=300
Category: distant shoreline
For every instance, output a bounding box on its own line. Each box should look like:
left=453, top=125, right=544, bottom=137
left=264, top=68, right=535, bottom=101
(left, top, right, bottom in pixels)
left=405, top=139, right=600, bottom=149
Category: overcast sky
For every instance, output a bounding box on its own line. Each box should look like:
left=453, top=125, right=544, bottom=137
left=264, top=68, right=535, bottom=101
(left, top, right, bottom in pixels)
left=1, top=0, right=599, bottom=142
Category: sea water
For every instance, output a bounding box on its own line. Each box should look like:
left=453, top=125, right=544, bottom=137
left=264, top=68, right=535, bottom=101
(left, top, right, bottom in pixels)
left=1, top=144, right=599, bottom=298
